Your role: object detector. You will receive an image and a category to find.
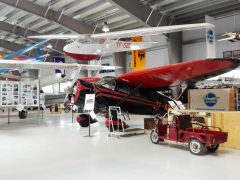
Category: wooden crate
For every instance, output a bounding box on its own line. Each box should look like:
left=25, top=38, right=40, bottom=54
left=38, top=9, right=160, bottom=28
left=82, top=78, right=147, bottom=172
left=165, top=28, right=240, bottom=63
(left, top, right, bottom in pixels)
left=144, top=118, right=155, bottom=130
left=211, top=111, right=240, bottom=149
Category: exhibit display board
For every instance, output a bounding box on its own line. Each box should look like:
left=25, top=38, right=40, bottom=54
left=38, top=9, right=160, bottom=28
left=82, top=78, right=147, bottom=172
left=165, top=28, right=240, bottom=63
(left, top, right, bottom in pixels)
left=21, top=82, right=39, bottom=106
left=188, top=88, right=233, bottom=111
left=84, top=94, right=95, bottom=111
left=0, top=81, right=39, bottom=107
left=0, top=81, right=20, bottom=106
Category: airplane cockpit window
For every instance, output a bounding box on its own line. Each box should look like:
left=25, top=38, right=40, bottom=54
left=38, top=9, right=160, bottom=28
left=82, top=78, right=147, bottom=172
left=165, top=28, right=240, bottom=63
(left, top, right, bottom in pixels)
left=77, top=35, right=97, bottom=44
left=96, top=76, right=116, bottom=90
left=115, top=83, right=131, bottom=94
left=77, top=38, right=89, bottom=44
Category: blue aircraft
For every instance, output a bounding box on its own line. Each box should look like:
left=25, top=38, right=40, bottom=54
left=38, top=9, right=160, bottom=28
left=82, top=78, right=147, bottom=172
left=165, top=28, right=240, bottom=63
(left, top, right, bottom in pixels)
left=0, top=39, right=49, bottom=73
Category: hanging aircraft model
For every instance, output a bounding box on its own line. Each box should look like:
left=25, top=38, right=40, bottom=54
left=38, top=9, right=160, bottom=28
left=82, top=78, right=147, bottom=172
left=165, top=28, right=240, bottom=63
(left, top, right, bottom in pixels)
left=0, top=39, right=49, bottom=74
left=71, top=58, right=240, bottom=115
left=28, top=23, right=214, bottom=61
left=0, top=59, right=121, bottom=83
left=0, top=60, right=121, bottom=71
left=218, top=32, right=240, bottom=42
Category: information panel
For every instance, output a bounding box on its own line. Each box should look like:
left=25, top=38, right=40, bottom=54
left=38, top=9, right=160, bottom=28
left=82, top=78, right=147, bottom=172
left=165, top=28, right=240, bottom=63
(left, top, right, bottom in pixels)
left=0, top=81, right=20, bottom=106
left=84, top=94, right=95, bottom=111
left=21, top=82, right=39, bottom=106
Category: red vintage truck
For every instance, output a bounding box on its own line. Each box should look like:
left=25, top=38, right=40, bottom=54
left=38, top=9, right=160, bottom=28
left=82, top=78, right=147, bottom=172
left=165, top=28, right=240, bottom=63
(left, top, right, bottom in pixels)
left=150, top=114, right=228, bottom=155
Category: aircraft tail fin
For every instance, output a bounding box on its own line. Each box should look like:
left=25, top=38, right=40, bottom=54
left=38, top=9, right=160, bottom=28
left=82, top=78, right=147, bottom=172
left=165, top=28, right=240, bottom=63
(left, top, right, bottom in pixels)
left=35, top=47, right=44, bottom=62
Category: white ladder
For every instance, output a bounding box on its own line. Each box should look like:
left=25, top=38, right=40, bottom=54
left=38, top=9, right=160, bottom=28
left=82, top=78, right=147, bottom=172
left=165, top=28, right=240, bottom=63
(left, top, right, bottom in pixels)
left=108, top=106, right=125, bottom=134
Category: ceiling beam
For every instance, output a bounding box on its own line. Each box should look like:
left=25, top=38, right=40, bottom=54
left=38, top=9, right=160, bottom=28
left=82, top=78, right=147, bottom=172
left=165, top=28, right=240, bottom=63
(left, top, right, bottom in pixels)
left=0, top=21, right=65, bottom=52
left=86, top=11, right=125, bottom=26
left=0, top=21, right=38, bottom=37
left=0, top=39, right=26, bottom=52
left=158, top=0, right=205, bottom=13
left=106, top=0, right=168, bottom=27
left=109, top=17, right=136, bottom=30
left=112, top=21, right=142, bottom=31
left=83, top=6, right=120, bottom=23
left=177, top=2, right=240, bottom=22
left=71, top=0, right=106, bottom=18
left=0, top=39, right=61, bottom=60
left=0, top=0, right=99, bottom=34
left=173, top=0, right=238, bottom=18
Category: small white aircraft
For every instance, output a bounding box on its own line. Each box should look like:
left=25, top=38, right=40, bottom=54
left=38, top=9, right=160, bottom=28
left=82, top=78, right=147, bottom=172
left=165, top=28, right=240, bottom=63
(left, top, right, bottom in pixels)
left=29, top=23, right=214, bottom=61
left=0, top=59, right=121, bottom=71
left=0, top=59, right=121, bottom=80
left=218, top=32, right=240, bottom=42
left=0, top=59, right=121, bottom=119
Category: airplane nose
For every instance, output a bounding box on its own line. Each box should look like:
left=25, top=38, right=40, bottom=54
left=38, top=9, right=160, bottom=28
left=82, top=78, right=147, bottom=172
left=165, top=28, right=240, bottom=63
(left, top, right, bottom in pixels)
left=63, top=43, right=71, bottom=52
left=63, top=42, right=100, bottom=61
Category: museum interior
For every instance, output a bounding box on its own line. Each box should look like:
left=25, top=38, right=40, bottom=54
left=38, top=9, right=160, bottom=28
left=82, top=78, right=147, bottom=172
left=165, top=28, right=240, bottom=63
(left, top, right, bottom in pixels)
left=0, top=0, right=240, bottom=179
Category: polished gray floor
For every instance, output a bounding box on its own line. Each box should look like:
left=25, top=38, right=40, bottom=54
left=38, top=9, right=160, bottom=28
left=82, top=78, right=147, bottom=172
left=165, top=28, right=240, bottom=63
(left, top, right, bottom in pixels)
left=0, top=111, right=240, bottom=180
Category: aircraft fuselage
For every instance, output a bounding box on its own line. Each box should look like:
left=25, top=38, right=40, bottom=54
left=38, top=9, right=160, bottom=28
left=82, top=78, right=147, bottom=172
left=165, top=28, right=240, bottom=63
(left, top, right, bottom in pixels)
left=63, top=39, right=154, bottom=61
left=73, top=77, right=169, bottom=115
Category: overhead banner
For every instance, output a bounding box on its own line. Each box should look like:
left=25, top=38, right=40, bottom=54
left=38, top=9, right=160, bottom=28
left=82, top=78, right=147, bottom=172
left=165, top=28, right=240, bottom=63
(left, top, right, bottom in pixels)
left=132, top=36, right=146, bottom=71
left=189, top=89, right=232, bottom=111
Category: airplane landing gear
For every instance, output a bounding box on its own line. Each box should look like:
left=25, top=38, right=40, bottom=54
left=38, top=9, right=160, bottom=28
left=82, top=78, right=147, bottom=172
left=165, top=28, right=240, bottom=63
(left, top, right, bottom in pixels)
left=19, top=110, right=28, bottom=119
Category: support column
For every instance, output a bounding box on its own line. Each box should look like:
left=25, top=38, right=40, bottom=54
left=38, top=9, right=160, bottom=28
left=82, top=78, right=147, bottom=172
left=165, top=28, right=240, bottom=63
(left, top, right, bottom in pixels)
left=21, top=69, right=39, bottom=81
left=167, top=32, right=182, bottom=64
left=113, top=52, right=127, bottom=76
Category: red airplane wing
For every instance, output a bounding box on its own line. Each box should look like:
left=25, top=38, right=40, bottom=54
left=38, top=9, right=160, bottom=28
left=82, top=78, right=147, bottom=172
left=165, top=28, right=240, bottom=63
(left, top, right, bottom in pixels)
left=117, top=58, right=239, bottom=89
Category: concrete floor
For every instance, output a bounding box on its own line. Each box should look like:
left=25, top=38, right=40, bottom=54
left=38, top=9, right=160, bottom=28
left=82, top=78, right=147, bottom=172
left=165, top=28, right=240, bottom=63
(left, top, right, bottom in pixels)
left=0, top=111, right=240, bottom=180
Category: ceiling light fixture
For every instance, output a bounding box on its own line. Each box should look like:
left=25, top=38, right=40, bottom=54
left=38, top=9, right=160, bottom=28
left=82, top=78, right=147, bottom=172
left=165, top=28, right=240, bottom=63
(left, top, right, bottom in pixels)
left=102, top=22, right=109, bottom=32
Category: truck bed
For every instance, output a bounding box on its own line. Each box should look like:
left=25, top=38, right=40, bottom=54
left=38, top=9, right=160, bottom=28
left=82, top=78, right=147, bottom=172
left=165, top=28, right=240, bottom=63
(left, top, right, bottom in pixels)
left=183, top=128, right=228, bottom=144
left=186, top=128, right=221, bottom=134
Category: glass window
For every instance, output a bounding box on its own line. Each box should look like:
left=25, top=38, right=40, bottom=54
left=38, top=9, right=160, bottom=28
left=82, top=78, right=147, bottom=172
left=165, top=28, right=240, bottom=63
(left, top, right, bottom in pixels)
left=60, top=81, right=72, bottom=93
left=42, top=85, right=53, bottom=94
left=96, top=76, right=116, bottom=90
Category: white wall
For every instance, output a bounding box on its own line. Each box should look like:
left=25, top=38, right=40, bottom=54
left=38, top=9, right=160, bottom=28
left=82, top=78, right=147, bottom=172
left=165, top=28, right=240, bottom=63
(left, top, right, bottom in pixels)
left=144, top=35, right=169, bottom=68
left=146, top=46, right=169, bottom=68
left=182, top=14, right=240, bottom=61
left=125, top=34, right=169, bottom=69
left=126, top=46, right=169, bottom=70
left=183, top=42, right=206, bottom=61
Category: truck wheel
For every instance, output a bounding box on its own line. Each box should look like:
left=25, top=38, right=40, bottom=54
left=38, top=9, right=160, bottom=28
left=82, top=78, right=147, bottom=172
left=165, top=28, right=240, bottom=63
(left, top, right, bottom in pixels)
left=150, top=129, right=160, bottom=144
left=207, top=144, right=219, bottom=152
left=188, top=139, right=206, bottom=155
left=19, top=110, right=28, bottom=119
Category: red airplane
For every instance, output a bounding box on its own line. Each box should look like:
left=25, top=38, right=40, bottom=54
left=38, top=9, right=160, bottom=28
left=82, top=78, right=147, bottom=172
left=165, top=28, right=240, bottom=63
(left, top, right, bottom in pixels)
left=71, top=58, right=239, bottom=115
